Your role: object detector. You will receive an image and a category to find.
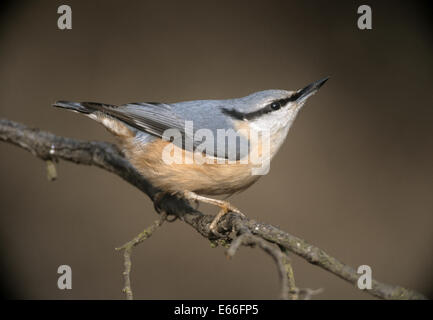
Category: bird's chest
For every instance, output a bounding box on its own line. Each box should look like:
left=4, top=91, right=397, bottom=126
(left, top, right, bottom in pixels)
left=122, top=136, right=261, bottom=195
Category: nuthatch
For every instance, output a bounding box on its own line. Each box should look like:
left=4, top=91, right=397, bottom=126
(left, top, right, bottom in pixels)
left=54, top=77, right=328, bottom=234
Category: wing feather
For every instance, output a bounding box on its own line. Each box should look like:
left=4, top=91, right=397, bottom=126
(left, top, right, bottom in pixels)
left=82, top=102, right=188, bottom=140
left=79, top=101, right=247, bottom=160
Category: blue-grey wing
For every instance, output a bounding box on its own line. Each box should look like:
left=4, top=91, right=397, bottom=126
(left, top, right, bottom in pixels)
left=170, top=100, right=250, bottom=161
left=91, top=100, right=249, bottom=160
left=119, top=102, right=188, bottom=139
left=75, top=101, right=186, bottom=139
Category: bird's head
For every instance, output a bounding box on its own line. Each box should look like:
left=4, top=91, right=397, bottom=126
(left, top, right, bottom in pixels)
left=223, top=77, right=329, bottom=134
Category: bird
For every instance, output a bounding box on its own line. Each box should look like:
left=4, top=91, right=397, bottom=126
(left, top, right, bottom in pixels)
left=53, top=77, right=329, bottom=235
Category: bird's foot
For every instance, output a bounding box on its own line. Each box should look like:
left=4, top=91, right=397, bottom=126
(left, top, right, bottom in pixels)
left=209, top=204, right=244, bottom=236
left=182, top=191, right=245, bottom=236
left=153, top=192, right=166, bottom=214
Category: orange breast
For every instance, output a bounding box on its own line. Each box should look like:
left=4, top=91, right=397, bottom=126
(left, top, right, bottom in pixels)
left=122, top=137, right=261, bottom=196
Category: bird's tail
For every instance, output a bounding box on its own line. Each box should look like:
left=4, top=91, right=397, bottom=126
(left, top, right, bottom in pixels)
left=53, top=100, right=134, bottom=138
left=52, top=100, right=118, bottom=114
left=53, top=100, right=93, bottom=114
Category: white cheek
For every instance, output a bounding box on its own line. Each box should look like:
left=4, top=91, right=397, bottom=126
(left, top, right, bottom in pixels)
left=248, top=104, right=301, bottom=157
left=273, top=104, right=297, bottom=130
left=249, top=106, right=294, bottom=132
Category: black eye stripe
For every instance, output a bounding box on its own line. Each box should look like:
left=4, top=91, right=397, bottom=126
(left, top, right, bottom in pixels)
left=277, top=96, right=295, bottom=106
left=221, top=94, right=295, bottom=121
left=267, top=97, right=293, bottom=110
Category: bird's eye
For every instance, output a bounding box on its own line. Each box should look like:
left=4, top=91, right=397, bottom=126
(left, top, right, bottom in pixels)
left=270, top=101, right=281, bottom=110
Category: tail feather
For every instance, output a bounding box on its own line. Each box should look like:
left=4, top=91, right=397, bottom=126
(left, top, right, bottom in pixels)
left=53, top=100, right=134, bottom=137
left=53, top=100, right=119, bottom=113
left=53, top=100, right=93, bottom=114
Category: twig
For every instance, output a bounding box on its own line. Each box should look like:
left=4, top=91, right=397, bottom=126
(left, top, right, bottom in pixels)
left=281, top=252, right=298, bottom=299
left=279, top=246, right=323, bottom=300
left=115, top=213, right=167, bottom=299
left=227, top=232, right=291, bottom=299
left=296, top=287, right=324, bottom=300
left=0, top=118, right=427, bottom=300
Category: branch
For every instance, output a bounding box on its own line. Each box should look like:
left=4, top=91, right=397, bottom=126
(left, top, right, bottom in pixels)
left=0, top=118, right=427, bottom=300
left=115, top=213, right=167, bottom=300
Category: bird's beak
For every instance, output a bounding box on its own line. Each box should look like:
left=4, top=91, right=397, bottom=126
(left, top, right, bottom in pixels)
left=293, top=76, right=329, bottom=103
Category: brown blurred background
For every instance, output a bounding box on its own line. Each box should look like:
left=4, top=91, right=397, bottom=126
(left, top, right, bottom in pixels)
left=0, top=0, right=432, bottom=299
